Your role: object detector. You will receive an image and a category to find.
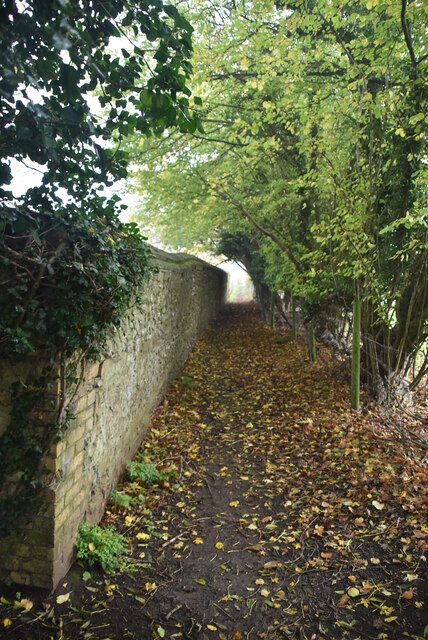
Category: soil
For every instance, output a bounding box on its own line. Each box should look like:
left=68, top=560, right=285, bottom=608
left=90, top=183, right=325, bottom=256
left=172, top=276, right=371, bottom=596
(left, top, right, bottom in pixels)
left=1, top=304, right=427, bottom=640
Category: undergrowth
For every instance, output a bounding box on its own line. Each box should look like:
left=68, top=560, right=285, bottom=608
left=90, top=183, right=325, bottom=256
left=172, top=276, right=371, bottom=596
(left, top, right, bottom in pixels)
left=128, top=458, right=159, bottom=484
left=74, top=520, right=128, bottom=573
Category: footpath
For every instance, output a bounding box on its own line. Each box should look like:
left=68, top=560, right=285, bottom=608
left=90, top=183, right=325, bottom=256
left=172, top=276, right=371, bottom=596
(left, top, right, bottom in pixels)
left=1, top=304, right=427, bottom=640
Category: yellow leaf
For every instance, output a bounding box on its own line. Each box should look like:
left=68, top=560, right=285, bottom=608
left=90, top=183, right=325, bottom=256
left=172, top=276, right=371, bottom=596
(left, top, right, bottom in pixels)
left=88, top=542, right=95, bottom=552
left=1, top=618, right=12, bottom=628
left=194, top=537, right=204, bottom=545
left=395, top=127, right=406, bottom=138
left=56, top=593, right=70, bottom=605
left=248, top=523, right=258, bottom=530
left=372, top=500, right=384, bottom=510
left=229, top=500, right=239, bottom=508
left=347, top=587, right=360, bottom=598
left=370, top=557, right=380, bottom=565
left=260, top=588, right=270, bottom=597
left=207, top=624, right=217, bottom=631
left=19, top=598, right=33, bottom=611
left=255, top=578, right=265, bottom=585
left=136, top=532, right=150, bottom=541
left=215, top=542, right=224, bottom=549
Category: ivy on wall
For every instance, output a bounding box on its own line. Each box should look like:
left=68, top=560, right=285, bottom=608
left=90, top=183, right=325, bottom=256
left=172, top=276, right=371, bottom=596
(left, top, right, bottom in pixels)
left=0, top=0, right=197, bottom=533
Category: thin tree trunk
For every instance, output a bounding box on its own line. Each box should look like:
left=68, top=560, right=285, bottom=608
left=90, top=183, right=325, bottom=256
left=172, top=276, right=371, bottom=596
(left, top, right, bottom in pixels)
left=308, top=321, right=316, bottom=362
left=351, top=298, right=361, bottom=410
left=270, top=289, right=275, bottom=329
left=291, top=290, right=297, bottom=341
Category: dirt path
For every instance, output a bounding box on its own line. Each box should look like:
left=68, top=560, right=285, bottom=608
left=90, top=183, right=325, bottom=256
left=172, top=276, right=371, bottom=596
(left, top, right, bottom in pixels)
left=1, top=304, right=427, bottom=640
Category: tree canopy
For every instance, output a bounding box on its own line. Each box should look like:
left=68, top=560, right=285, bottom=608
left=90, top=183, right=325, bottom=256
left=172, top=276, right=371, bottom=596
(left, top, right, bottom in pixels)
left=131, top=0, right=427, bottom=402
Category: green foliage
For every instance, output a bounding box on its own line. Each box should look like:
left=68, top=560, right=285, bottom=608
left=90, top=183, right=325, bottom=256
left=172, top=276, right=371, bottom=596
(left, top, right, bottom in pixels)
left=128, top=458, right=160, bottom=485
left=110, top=489, right=133, bottom=510
left=131, top=0, right=427, bottom=401
left=178, top=374, right=195, bottom=389
left=0, top=211, right=153, bottom=358
left=75, top=520, right=127, bottom=573
left=0, top=0, right=198, bottom=208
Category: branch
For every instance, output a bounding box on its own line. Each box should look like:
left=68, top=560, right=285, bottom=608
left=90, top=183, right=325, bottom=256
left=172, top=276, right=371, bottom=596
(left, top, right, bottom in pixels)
left=192, top=134, right=248, bottom=148
left=401, top=0, right=417, bottom=72
left=195, top=170, right=304, bottom=274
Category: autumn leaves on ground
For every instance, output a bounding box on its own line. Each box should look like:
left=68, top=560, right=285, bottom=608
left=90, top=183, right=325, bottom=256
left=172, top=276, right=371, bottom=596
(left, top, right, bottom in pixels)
left=1, top=304, right=427, bottom=640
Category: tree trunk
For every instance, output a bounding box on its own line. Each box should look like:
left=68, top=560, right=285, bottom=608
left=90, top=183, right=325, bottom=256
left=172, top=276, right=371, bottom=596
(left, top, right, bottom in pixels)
left=351, top=298, right=361, bottom=410
left=291, top=290, right=297, bottom=341
left=308, top=321, right=316, bottom=362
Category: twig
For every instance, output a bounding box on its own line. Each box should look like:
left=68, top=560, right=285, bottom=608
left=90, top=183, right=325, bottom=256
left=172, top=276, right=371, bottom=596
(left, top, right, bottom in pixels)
left=162, top=531, right=188, bottom=549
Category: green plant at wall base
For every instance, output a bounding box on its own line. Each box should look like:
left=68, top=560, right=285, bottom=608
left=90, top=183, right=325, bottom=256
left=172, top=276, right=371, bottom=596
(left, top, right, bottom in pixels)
left=75, top=521, right=128, bottom=573
left=178, top=375, right=195, bottom=389
left=110, top=489, right=133, bottom=510
left=128, top=458, right=160, bottom=485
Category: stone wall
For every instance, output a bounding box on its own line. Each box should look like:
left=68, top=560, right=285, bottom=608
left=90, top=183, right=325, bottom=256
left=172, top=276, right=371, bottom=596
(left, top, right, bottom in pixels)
left=0, top=249, right=226, bottom=589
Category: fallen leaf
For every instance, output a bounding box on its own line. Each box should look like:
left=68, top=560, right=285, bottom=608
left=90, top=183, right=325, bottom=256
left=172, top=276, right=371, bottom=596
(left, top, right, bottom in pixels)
left=56, top=593, right=70, bottom=605
left=229, top=500, right=239, bottom=508
left=402, top=590, right=413, bottom=600
left=194, top=578, right=206, bottom=585
left=207, top=624, right=217, bottom=631
left=372, top=500, right=384, bottom=510
left=263, top=561, right=280, bottom=569
left=136, top=532, right=150, bottom=541
left=215, top=542, right=224, bottom=549
left=405, top=573, right=418, bottom=582
left=1, top=618, right=12, bottom=628
left=370, top=557, right=380, bottom=565
left=260, top=588, right=270, bottom=597
left=338, top=594, right=350, bottom=606
left=157, top=625, right=165, bottom=638
left=347, top=587, right=360, bottom=598
left=194, top=537, right=204, bottom=545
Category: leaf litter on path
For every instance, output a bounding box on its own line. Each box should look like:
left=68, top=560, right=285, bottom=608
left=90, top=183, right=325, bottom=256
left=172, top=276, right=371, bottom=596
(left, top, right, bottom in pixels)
left=1, top=304, right=427, bottom=639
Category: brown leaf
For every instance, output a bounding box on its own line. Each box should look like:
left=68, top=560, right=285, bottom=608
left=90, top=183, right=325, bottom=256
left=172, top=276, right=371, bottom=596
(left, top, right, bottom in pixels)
left=263, top=561, right=280, bottom=569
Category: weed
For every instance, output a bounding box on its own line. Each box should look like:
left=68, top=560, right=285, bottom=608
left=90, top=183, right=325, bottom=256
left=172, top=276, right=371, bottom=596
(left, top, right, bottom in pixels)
left=75, top=520, right=127, bottom=573
left=128, top=458, right=159, bottom=484
left=178, top=374, right=195, bottom=389
left=110, top=489, right=132, bottom=509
